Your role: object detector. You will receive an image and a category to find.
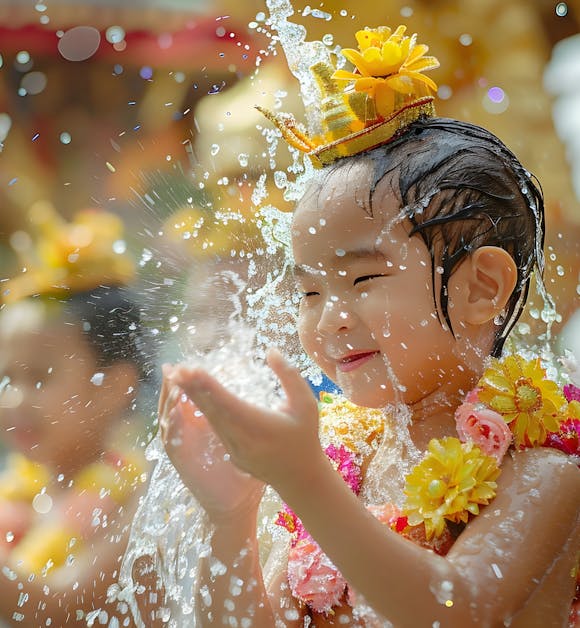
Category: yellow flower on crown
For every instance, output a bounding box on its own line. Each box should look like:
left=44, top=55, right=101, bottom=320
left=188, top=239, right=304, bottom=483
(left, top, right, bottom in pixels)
left=403, top=437, right=500, bottom=540
left=476, top=355, right=566, bottom=448
left=257, top=24, right=439, bottom=168
left=332, top=26, right=439, bottom=119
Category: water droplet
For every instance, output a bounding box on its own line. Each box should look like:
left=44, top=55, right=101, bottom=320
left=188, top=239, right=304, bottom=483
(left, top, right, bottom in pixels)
left=322, top=34, right=333, bottom=46
left=210, top=144, right=220, bottom=156
left=238, top=153, right=249, bottom=167
left=21, top=71, right=47, bottom=95
left=58, top=26, right=101, bottom=62
left=16, top=50, right=31, bottom=65
left=90, top=372, right=105, bottom=386
left=208, top=81, right=226, bottom=95
left=555, top=2, right=568, bottom=17
left=491, top=563, right=503, bottom=579
left=32, top=492, right=53, bottom=514
left=112, top=239, right=126, bottom=254
left=335, top=248, right=346, bottom=257
left=5, top=531, right=14, bottom=543
left=308, top=227, right=316, bottom=235
left=59, top=131, right=71, bottom=144
left=105, top=25, right=125, bottom=44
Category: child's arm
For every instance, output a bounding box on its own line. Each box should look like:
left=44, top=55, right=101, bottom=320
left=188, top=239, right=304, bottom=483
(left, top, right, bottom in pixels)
left=171, top=350, right=580, bottom=627
left=158, top=366, right=306, bottom=626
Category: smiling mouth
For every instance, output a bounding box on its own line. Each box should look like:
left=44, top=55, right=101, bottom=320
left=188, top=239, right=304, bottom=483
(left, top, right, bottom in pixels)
left=337, top=351, right=379, bottom=372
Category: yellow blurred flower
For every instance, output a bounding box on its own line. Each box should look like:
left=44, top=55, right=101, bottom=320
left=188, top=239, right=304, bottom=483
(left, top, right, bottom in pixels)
left=477, top=356, right=566, bottom=448
left=332, top=25, right=439, bottom=118
left=403, top=437, right=500, bottom=540
left=0, top=453, right=51, bottom=501
left=318, top=394, right=384, bottom=453
left=3, top=204, right=134, bottom=304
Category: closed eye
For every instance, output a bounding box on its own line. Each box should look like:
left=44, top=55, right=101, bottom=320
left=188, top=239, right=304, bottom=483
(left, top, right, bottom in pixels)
left=301, top=291, right=320, bottom=297
left=354, top=274, right=387, bottom=285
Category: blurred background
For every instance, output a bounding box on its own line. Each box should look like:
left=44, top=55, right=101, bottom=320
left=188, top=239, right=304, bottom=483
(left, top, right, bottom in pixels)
left=0, top=0, right=579, bottom=349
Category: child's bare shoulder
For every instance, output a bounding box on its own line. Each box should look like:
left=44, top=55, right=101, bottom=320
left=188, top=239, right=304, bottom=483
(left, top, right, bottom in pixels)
left=495, top=446, right=580, bottom=525
left=506, top=446, right=580, bottom=493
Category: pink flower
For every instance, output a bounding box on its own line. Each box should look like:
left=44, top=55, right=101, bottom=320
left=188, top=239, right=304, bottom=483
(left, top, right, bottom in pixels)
left=287, top=536, right=347, bottom=614
left=455, top=401, right=512, bottom=463
left=324, top=443, right=362, bottom=494
left=545, top=418, right=580, bottom=464
left=564, top=384, right=580, bottom=403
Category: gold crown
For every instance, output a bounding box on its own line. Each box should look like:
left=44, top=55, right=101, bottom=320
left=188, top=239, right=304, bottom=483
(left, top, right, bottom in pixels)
left=2, top=203, right=135, bottom=304
left=258, top=25, right=439, bottom=168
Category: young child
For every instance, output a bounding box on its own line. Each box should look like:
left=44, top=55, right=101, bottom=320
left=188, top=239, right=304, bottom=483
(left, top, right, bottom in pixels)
left=0, top=207, right=149, bottom=626
left=157, top=25, right=580, bottom=627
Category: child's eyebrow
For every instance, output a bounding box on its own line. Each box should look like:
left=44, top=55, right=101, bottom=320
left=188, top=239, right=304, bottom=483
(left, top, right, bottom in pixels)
left=292, top=249, right=387, bottom=277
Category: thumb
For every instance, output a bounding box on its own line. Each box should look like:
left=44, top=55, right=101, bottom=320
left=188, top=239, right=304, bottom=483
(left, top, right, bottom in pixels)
left=266, top=348, right=318, bottom=420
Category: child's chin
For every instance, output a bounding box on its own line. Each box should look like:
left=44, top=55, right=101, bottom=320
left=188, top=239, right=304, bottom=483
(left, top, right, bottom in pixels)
left=341, top=386, right=394, bottom=409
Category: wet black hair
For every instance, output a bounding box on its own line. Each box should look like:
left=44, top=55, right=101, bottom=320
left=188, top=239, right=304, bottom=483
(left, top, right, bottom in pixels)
left=323, top=117, right=544, bottom=357
left=59, top=285, right=153, bottom=381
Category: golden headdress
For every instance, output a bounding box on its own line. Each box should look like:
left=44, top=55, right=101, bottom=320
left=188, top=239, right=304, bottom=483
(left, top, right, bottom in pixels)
left=2, top=203, right=135, bottom=304
left=258, top=25, right=439, bottom=168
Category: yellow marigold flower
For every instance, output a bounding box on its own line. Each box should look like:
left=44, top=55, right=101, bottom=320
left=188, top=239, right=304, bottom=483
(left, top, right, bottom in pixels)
left=403, top=437, right=500, bottom=540
left=477, top=355, right=566, bottom=448
left=318, top=394, right=384, bottom=453
left=332, top=26, right=439, bottom=119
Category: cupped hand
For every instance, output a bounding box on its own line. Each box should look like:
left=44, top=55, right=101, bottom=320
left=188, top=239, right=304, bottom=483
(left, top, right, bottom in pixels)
left=159, top=365, right=264, bottom=524
left=167, top=349, right=325, bottom=494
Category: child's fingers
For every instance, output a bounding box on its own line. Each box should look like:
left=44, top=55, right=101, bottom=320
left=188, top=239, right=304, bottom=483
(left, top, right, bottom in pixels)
left=170, top=368, right=261, bottom=445
left=159, top=385, right=182, bottom=440
left=266, top=348, right=318, bottom=419
left=158, top=363, right=175, bottom=415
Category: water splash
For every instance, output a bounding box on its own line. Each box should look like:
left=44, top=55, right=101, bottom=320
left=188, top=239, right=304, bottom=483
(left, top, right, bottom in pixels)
left=111, top=316, right=282, bottom=626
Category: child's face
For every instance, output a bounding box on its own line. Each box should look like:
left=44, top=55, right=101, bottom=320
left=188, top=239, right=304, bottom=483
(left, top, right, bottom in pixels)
left=0, top=309, right=108, bottom=466
left=292, top=160, right=473, bottom=408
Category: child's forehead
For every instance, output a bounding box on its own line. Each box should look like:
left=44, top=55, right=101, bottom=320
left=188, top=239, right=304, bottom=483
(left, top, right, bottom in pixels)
left=293, top=167, right=405, bottom=238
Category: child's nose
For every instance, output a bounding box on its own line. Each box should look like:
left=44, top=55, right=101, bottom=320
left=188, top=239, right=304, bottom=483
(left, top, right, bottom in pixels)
left=316, top=298, right=355, bottom=335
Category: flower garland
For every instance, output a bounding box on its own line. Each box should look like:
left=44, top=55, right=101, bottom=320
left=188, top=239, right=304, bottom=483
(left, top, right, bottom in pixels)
left=276, top=355, right=580, bottom=616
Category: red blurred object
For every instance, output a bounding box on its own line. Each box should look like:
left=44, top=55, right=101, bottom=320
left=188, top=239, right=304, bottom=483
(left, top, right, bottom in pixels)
left=0, top=17, right=258, bottom=69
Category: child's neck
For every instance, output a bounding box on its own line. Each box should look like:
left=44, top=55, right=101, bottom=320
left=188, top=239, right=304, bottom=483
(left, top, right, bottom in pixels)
left=406, top=384, right=469, bottom=452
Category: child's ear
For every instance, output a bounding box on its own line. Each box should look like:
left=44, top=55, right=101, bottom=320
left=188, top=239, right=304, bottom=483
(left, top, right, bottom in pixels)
left=450, top=246, right=517, bottom=325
